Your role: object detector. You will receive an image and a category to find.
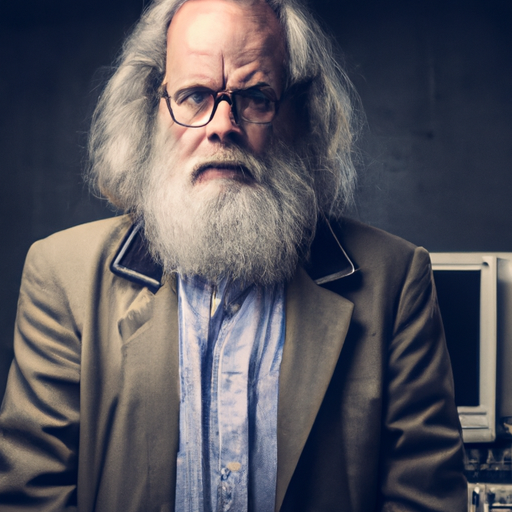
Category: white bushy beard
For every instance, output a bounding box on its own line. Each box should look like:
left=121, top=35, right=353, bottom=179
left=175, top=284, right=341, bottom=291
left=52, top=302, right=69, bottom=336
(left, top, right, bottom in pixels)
left=137, top=121, right=318, bottom=286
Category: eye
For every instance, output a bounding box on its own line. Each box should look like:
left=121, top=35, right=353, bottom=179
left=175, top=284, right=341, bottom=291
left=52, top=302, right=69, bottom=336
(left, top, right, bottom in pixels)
left=175, top=89, right=211, bottom=107
left=244, top=89, right=269, bottom=102
left=188, top=91, right=210, bottom=105
left=239, top=88, right=273, bottom=112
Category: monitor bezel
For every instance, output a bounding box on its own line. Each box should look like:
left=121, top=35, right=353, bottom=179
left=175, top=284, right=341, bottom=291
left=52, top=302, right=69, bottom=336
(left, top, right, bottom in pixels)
left=430, top=253, right=498, bottom=443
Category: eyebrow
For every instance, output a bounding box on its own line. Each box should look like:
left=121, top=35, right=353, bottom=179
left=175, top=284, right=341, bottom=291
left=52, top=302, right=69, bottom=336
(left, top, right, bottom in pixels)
left=172, top=81, right=274, bottom=96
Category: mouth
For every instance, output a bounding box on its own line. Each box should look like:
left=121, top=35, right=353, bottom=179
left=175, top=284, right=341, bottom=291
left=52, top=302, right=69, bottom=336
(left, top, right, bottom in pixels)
left=192, top=161, right=255, bottom=185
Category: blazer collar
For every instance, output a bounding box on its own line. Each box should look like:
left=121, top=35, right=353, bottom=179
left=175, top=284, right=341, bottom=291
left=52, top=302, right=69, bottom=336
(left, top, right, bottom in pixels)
left=304, top=216, right=357, bottom=284
left=110, top=222, right=163, bottom=293
left=110, top=218, right=357, bottom=290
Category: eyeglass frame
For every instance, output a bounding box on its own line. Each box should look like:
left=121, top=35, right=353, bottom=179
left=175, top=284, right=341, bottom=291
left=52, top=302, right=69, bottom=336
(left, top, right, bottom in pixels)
left=160, top=84, right=280, bottom=128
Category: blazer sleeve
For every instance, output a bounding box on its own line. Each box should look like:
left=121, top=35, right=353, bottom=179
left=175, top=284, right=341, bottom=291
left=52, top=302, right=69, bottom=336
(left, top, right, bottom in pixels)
left=0, top=240, right=80, bottom=511
left=379, top=246, right=467, bottom=511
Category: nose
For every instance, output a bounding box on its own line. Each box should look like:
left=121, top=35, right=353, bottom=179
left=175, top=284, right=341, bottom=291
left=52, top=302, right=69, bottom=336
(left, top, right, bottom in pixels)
left=205, top=98, right=243, bottom=144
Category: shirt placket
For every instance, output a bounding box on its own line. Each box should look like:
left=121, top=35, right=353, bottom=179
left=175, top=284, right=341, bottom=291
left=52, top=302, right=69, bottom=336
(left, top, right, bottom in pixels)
left=209, top=288, right=252, bottom=512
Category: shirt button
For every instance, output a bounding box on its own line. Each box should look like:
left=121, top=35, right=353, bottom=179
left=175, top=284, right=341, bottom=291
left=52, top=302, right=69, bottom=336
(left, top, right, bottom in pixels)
left=228, top=303, right=241, bottom=315
left=226, top=462, right=241, bottom=472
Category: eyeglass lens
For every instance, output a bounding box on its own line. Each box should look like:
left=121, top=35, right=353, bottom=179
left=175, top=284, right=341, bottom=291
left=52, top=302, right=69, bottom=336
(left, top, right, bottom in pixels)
left=170, top=89, right=276, bottom=127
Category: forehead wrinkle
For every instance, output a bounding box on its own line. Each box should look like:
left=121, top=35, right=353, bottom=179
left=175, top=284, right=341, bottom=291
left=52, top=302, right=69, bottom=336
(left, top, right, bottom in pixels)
left=223, top=33, right=285, bottom=84
left=226, top=65, right=271, bottom=90
left=165, top=0, right=286, bottom=92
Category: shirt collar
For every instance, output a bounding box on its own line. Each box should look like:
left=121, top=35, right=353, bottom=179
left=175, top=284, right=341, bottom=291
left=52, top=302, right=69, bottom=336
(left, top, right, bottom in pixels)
left=110, top=218, right=357, bottom=294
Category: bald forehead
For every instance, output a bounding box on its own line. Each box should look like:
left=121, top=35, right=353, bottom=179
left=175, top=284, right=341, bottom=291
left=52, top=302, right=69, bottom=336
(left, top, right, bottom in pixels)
left=169, top=0, right=285, bottom=55
left=173, top=0, right=281, bottom=30
left=165, top=0, right=287, bottom=94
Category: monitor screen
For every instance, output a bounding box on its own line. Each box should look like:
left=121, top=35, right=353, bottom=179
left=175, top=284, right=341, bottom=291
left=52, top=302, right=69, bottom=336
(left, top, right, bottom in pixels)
left=433, top=269, right=480, bottom=407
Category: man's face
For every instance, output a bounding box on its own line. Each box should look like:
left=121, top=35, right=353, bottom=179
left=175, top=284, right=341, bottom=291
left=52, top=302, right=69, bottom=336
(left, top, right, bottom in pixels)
left=143, top=0, right=316, bottom=285
left=159, top=0, right=287, bottom=191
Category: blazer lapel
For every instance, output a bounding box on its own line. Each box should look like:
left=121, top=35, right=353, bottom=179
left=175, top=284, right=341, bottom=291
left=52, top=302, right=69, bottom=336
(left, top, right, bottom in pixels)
left=275, top=267, right=354, bottom=511
left=116, top=277, right=181, bottom=510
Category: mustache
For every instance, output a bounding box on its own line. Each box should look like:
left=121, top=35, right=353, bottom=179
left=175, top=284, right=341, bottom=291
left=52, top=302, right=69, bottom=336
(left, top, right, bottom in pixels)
left=190, top=148, right=264, bottom=184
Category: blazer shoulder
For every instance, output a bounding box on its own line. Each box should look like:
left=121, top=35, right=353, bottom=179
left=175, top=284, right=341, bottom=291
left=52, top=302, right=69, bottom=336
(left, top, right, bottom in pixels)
left=338, top=217, right=417, bottom=252
left=21, top=216, right=134, bottom=299
left=335, top=217, right=426, bottom=269
left=317, top=217, right=433, bottom=296
left=28, top=215, right=132, bottom=267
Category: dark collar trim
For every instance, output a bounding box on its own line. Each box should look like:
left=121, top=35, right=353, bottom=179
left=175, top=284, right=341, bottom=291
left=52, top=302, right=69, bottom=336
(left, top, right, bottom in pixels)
left=305, top=217, right=357, bottom=285
left=110, top=222, right=163, bottom=293
left=110, top=218, right=356, bottom=292
left=314, top=220, right=356, bottom=284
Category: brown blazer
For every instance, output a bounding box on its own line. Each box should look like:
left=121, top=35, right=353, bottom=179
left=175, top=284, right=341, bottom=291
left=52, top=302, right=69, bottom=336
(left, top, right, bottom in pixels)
left=0, top=215, right=467, bottom=511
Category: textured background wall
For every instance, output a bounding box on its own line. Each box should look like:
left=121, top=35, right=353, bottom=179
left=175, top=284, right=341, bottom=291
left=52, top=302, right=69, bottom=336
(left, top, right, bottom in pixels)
left=1, top=0, right=511, bottom=400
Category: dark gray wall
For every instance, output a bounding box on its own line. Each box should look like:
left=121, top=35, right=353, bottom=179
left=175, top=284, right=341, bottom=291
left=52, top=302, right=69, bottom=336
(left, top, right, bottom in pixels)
left=325, top=0, right=512, bottom=252
left=0, top=0, right=145, bottom=399
left=1, top=0, right=511, bottom=400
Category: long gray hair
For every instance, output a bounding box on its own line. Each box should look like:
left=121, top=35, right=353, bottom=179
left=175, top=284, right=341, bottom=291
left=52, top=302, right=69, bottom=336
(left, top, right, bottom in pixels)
left=88, top=0, right=359, bottom=218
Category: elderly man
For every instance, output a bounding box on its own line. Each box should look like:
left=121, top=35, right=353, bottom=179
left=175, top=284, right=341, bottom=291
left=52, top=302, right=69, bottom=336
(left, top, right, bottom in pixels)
left=0, top=0, right=466, bottom=510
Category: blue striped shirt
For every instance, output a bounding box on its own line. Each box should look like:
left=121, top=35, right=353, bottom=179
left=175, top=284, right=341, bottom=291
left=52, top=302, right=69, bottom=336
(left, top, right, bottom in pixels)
left=175, top=275, right=285, bottom=512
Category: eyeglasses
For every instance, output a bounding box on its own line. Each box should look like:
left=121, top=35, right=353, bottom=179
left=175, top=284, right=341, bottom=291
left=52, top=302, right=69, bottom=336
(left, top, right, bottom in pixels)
left=161, top=85, right=279, bottom=128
